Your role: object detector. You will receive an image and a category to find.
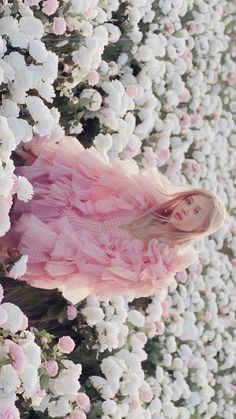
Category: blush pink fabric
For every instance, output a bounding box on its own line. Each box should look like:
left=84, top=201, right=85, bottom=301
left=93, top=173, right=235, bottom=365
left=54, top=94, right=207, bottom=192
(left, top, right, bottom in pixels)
left=3, top=135, right=198, bottom=303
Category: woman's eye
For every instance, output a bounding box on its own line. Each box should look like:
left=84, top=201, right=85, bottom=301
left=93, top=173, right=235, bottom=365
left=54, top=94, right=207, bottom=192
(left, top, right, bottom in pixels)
left=194, top=209, right=199, bottom=214
left=186, top=198, right=191, bottom=204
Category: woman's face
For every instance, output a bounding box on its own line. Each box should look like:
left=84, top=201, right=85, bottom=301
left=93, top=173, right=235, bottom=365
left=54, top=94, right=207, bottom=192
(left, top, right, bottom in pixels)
left=170, top=194, right=210, bottom=232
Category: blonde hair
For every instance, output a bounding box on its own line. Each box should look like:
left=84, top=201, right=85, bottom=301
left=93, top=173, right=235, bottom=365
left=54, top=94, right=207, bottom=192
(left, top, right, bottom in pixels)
left=124, top=171, right=228, bottom=250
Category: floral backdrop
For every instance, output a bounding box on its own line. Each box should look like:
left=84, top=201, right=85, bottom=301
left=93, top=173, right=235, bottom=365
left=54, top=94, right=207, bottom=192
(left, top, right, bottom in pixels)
left=0, top=0, right=236, bottom=418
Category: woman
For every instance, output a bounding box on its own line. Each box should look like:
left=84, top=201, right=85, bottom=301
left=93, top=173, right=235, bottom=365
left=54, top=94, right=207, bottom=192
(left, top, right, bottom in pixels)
left=1, top=135, right=227, bottom=304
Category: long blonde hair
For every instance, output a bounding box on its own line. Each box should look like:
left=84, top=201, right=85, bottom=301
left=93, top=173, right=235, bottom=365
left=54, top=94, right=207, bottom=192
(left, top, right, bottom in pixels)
left=123, top=168, right=228, bottom=250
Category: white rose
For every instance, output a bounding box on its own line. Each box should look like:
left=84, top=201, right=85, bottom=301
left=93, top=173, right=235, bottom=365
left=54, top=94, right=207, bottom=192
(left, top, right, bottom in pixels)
left=0, top=391, right=17, bottom=409
left=0, top=16, right=18, bottom=36
left=102, top=400, right=117, bottom=415
left=25, top=96, right=51, bottom=122
left=34, top=116, right=54, bottom=136
left=4, top=51, right=26, bottom=70
left=16, top=176, right=34, bottom=202
left=104, top=23, right=121, bottom=43
left=128, top=310, right=145, bottom=327
left=0, top=116, right=16, bottom=161
left=37, top=81, right=55, bottom=103
left=81, top=306, right=105, bottom=326
left=47, top=396, right=71, bottom=418
left=0, top=59, right=15, bottom=83
left=0, top=36, right=7, bottom=57
left=0, top=99, right=20, bottom=118
left=101, top=357, right=123, bottom=380
left=136, top=45, right=153, bottom=62
left=0, top=215, right=11, bottom=237
left=0, top=365, right=21, bottom=393
left=9, top=255, right=29, bottom=279
left=7, top=117, right=33, bottom=146
left=41, top=51, right=58, bottom=83
left=1, top=303, right=25, bottom=333
left=19, top=365, right=39, bottom=398
left=50, top=372, right=81, bottom=396
left=29, top=40, right=48, bottom=63
left=22, top=342, right=41, bottom=370
left=9, top=31, right=28, bottom=49
left=72, top=46, right=92, bottom=71
left=80, top=88, right=102, bottom=111
left=0, top=66, right=3, bottom=84
left=19, top=17, right=44, bottom=39
left=0, top=307, right=8, bottom=325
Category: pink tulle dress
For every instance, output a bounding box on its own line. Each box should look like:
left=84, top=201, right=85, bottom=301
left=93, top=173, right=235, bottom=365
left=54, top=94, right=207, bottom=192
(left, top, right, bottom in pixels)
left=3, top=136, right=198, bottom=304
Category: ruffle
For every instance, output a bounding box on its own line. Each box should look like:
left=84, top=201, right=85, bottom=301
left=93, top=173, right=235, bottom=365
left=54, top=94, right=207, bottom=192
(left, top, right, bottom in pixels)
left=13, top=136, right=161, bottom=222
left=11, top=210, right=190, bottom=302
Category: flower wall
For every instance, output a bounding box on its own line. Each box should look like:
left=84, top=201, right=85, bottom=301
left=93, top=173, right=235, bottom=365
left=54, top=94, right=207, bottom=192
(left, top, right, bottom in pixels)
left=0, top=0, right=236, bottom=418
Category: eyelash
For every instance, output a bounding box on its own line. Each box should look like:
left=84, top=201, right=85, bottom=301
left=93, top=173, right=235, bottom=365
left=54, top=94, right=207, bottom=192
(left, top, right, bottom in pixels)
left=186, top=198, right=199, bottom=214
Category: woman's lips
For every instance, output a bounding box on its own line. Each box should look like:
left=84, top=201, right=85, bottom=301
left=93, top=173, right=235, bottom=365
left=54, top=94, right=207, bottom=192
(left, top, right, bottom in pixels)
left=175, top=212, right=182, bottom=220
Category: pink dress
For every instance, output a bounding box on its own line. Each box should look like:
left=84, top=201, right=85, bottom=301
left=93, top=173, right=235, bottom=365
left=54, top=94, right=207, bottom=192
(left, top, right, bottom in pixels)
left=3, top=135, right=198, bottom=304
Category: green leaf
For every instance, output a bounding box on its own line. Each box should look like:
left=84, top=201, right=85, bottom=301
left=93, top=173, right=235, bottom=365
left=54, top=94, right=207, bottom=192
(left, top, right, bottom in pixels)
left=40, top=374, right=50, bottom=390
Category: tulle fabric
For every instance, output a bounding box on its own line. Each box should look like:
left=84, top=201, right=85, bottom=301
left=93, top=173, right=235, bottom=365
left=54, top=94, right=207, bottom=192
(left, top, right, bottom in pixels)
left=3, top=135, right=198, bottom=304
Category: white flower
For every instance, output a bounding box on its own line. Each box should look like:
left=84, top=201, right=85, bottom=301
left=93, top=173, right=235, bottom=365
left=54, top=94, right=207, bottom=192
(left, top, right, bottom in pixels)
left=0, top=66, right=4, bottom=84
left=9, top=30, right=29, bottom=49
left=72, top=46, right=93, bottom=71
left=49, top=359, right=82, bottom=397
left=81, top=306, right=105, bottom=326
left=9, top=255, right=28, bottom=279
left=0, top=391, right=17, bottom=409
left=0, top=307, right=8, bottom=325
left=102, top=80, right=134, bottom=117
left=0, top=36, right=7, bottom=57
left=102, top=400, right=117, bottom=415
left=93, top=133, right=113, bottom=163
left=0, top=214, right=10, bottom=238
left=41, top=51, right=58, bottom=83
left=166, top=336, right=177, bottom=353
left=20, top=365, right=40, bottom=398
left=179, top=312, right=199, bottom=341
left=0, top=166, right=14, bottom=197
left=0, top=365, right=21, bottom=393
left=0, top=116, right=16, bottom=161
left=80, top=88, right=102, bottom=111
left=128, top=310, right=145, bottom=328
left=105, top=23, right=121, bottom=43
left=22, top=342, right=41, bottom=370
left=70, top=122, right=83, bottom=135
left=186, top=391, right=201, bottom=407
left=19, top=17, right=44, bottom=40
left=7, top=117, right=33, bottom=146
left=0, top=99, right=20, bottom=118
left=25, top=96, right=48, bottom=122
left=101, top=357, right=124, bottom=380
left=0, top=16, right=18, bottom=36
left=162, top=402, right=179, bottom=418
left=29, top=40, right=48, bottom=63
left=0, top=303, right=26, bottom=333
left=16, top=176, right=34, bottom=202
left=0, top=59, right=15, bottom=83
left=37, top=82, right=55, bottom=103
left=25, top=96, right=54, bottom=134
left=47, top=396, right=71, bottom=418
left=136, top=45, right=153, bottom=62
